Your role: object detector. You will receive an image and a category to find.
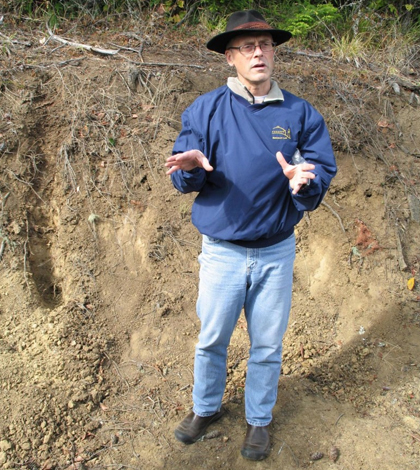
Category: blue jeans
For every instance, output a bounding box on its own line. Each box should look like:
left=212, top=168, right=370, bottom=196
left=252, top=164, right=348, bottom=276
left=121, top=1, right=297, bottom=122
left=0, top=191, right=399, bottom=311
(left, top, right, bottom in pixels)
left=192, top=234, right=295, bottom=426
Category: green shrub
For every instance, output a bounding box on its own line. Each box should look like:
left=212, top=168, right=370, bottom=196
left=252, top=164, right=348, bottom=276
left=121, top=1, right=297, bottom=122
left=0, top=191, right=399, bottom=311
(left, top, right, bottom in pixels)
left=3, top=0, right=419, bottom=46
left=276, top=1, right=339, bottom=38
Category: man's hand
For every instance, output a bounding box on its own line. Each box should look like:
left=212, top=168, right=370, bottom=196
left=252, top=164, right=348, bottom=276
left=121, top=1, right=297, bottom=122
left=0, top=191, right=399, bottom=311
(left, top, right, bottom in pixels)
left=276, top=151, right=315, bottom=195
left=165, top=150, right=213, bottom=175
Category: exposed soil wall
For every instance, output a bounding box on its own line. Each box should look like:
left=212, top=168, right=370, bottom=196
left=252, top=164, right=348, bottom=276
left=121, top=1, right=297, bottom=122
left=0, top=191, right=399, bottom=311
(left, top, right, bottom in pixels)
left=0, top=18, right=419, bottom=469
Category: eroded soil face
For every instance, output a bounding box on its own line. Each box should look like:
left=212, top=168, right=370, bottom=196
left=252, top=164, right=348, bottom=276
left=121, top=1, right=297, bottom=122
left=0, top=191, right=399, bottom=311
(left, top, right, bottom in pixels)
left=0, top=17, right=419, bottom=469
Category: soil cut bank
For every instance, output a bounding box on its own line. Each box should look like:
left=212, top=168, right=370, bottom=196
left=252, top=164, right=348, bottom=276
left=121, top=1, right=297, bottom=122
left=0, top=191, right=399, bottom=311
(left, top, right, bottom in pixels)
left=0, top=17, right=419, bottom=469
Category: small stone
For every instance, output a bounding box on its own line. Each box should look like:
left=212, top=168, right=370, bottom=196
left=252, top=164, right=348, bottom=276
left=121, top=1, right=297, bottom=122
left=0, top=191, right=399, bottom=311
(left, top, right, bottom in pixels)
left=403, top=416, right=419, bottom=431
left=391, top=82, right=400, bottom=94
left=282, top=365, right=291, bottom=375
left=310, top=451, right=324, bottom=461
left=203, top=430, right=221, bottom=440
left=0, top=440, right=12, bottom=452
left=0, top=451, right=7, bottom=464
left=329, top=446, right=340, bottom=462
left=21, top=441, right=31, bottom=451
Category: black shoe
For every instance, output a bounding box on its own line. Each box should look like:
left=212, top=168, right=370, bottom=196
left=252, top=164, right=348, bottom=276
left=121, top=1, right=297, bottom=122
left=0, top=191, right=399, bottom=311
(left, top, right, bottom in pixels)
left=241, top=424, right=270, bottom=461
left=174, top=408, right=226, bottom=444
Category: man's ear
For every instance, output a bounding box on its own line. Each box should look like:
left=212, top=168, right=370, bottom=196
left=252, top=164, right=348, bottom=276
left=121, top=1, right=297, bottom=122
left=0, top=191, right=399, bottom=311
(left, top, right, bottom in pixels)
left=225, top=50, right=234, bottom=66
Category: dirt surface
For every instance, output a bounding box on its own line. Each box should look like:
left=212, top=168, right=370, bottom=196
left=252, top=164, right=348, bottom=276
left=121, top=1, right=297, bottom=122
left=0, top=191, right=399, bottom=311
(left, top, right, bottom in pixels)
left=0, top=16, right=419, bottom=470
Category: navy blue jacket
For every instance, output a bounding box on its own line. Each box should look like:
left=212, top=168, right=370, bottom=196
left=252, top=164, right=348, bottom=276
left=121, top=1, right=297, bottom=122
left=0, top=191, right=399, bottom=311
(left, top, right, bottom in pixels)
left=171, top=85, right=337, bottom=247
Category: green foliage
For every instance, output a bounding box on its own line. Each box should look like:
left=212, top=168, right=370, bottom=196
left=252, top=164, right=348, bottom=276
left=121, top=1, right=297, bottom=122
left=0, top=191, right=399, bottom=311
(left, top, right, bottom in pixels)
left=161, top=0, right=187, bottom=23
left=199, top=0, right=250, bottom=15
left=277, top=1, right=339, bottom=38
left=3, top=0, right=419, bottom=45
left=5, top=0, right=149, bottom=19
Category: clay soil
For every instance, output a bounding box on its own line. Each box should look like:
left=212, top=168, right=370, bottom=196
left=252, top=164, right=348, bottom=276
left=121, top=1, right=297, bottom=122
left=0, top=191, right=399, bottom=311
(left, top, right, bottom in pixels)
left=0, top=16, right=419, bottom=470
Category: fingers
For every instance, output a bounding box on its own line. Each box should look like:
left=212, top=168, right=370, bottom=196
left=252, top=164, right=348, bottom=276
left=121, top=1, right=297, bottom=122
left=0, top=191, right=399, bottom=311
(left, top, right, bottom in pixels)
left=165, top=150, right=213, bottom=174
left=302, top=171, right=315, bottom=180
left=291, top=182, right=305, bottom=195
left=193, top=150, right=213, bottom=171
left=276, top=151, right=288, bottom=169
left=165, top=165, right=181, bottom=175
left=201, top=159, right=214, bottom=172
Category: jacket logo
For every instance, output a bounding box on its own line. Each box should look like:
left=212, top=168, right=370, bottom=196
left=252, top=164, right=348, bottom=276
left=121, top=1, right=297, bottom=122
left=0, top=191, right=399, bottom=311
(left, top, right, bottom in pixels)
left=272, top=126, right=291, bottom=140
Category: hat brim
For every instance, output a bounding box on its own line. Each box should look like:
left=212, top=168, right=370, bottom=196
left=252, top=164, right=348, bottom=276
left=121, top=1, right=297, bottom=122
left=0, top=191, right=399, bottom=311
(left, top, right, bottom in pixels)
left=206, top=29, right=292, bottom=54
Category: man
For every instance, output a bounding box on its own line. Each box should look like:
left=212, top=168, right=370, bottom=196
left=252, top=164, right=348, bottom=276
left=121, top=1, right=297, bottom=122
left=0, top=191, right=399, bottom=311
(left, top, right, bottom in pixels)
left=166, top=10, right=336, bottom=461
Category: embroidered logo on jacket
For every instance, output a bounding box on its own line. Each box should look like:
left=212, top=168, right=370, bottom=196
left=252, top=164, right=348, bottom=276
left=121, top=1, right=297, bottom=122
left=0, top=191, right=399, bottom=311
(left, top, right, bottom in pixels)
left=272, top=126, right=291, bottom=140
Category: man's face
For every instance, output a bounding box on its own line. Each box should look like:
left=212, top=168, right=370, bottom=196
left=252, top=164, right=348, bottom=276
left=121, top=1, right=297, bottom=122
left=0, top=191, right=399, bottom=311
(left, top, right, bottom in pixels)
left=225, top=33, right=275, bottom=91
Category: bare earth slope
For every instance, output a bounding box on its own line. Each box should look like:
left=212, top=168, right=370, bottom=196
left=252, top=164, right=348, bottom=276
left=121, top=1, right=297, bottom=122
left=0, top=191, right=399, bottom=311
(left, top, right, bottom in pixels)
left=0, top=17, right=419, bottom=469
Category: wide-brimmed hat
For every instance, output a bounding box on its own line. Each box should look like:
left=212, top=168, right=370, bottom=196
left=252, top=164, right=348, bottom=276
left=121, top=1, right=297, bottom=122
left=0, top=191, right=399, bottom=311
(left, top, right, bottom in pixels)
left=206, top=10, right=292, bottom=54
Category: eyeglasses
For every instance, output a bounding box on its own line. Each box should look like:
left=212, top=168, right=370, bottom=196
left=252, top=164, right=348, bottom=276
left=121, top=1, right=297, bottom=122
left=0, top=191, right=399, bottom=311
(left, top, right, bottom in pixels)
left=227, top=42, right=277, bottom=57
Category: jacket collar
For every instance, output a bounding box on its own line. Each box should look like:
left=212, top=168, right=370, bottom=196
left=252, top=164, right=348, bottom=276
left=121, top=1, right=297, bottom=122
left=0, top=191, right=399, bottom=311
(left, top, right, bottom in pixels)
left=227, top=77, right=284, bottom=104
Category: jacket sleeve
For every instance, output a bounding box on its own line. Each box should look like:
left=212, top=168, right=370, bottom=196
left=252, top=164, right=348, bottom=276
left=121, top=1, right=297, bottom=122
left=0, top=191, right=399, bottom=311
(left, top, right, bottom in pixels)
left=170, top=107, right=208, bottom=194
left=290, top=106, right=337, bottom=212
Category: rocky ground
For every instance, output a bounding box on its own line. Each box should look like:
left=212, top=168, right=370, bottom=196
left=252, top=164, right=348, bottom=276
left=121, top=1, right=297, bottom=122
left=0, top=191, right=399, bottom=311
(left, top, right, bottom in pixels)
left=0, top=14, right=419, bottom=469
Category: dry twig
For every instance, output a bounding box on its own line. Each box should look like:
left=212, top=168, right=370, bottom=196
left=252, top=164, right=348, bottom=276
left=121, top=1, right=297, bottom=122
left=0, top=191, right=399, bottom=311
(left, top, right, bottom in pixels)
left=0, top=239, right=6, bottom=261
left=321, top=200, right=346, bottom=233
left=0, top=31, right=31, bottom=47
left=121, top=56, right=204, bottom=69
left=23, top=219, right=30, bottom=289
left=6, top=169, right=45, bottom=203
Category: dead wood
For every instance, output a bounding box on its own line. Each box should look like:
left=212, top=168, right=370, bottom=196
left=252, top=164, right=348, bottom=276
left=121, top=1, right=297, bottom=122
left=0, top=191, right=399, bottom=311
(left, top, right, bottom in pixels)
left=17, top=58, right=85, bottom=70
left=394, top=227, right=408, bottom=271
left=0, top=239, right=5, bottom=261
left=389, top=75, right=420, bottom=92
left=46, top=25, right=119, bottom=56
left=121, top=57, right=204, bottom=69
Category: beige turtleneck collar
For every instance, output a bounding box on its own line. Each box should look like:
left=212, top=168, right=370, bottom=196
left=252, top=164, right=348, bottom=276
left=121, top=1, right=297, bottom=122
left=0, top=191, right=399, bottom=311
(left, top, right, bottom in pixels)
left=227, top=77, right=285, bottom=104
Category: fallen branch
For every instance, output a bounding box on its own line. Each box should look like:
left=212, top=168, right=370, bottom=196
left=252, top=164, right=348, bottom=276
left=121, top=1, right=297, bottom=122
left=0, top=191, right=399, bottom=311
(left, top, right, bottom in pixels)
left=122, top=56, right=204, bottom=69
left=109, top=42, right=143, bottom=55
left=16, top=58, right=85, bottom=70
left=388, top=75, right=420, bottom=92
left=46, top=25, right=119, bottom=56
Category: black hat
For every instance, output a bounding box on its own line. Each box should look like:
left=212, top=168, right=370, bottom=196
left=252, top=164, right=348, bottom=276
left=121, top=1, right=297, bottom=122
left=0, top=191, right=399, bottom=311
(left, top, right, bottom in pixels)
left=206, top=10, right=292, bottom=54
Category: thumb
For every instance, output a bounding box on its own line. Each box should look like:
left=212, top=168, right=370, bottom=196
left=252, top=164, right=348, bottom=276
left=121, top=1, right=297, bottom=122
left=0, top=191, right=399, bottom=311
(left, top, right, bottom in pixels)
left=276, top=151, right=288, bottom=169
left=201, top=156, right=214, bottom=172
